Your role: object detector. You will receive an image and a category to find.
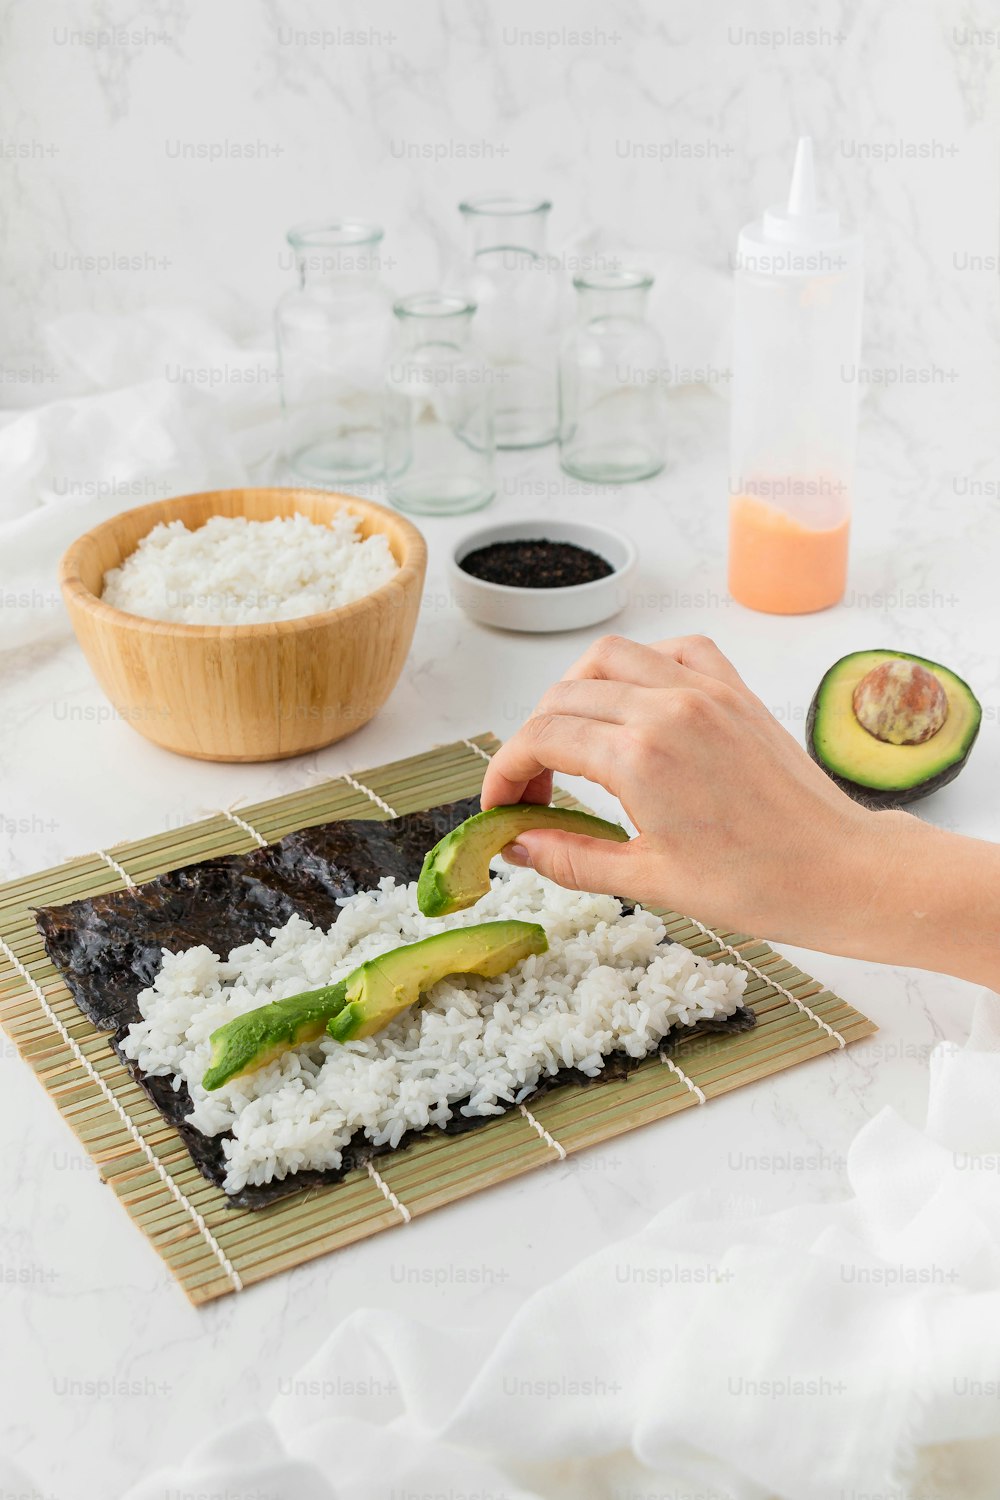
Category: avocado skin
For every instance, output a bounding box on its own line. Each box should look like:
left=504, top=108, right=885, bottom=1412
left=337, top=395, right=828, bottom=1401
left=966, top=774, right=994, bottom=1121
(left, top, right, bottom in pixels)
left=416, top=864, right=449, bottom=920
left=327, top=1001, right=365, bottom=1044
left=202, top=981, right=348, bottom=1091
left=328, top=920, right=549, bottom=1042
left=806, top=649, right=981, bottom=810
left=417, top=804, right=629, bottom=917
left=804, top=723, right=964, bottom=808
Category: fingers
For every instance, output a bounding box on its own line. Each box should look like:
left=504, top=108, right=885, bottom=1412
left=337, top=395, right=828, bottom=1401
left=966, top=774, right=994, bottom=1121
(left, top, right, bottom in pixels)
left=533, top=677, right=654, bottom=725
left=487, top=767, right=553, bottom=810
left=564, top=634, right=685, bottom=687
left=650, top=634, right=749, bottom=692
left=504, top=829, right=637, bottom=898
left=481, top=633, right=751, bottom=812
left=482, top=754, right=551, bottom=811
left=564, top=633, right=747, bottom=694
left=481, top=681, right=641, bottom=808
left=509, top=774, right=554, bottom=810
left=480, top=716, right=625, bottom=810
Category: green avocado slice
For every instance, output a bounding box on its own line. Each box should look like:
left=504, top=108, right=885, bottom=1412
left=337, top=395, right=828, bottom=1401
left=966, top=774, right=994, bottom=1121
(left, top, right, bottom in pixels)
left=417, top=804, right=629, bottom=917
left=806, top=648, right=981, bottom=808
left=201, top=920, right=547, bottom=1089
left=202, top=981, right=348, bottom=1091
left=328, top=919, right=548, bottom=1042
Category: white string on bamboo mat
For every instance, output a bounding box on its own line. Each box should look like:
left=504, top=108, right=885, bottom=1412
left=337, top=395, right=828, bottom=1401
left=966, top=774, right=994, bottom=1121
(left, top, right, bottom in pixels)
left=519, top=1103, right=567, bottom=1160
left=0, top=935, right=244, bottom=1294
left=366, top=1160, right=411, bottom=1223
left=684, top=915, right=846, bottom=1048
left=219, top=806, right=269, bottom=848
left=95, top=849, right=136, bottom=888
left=461, top=737, right=493, bottom=763
left=659, top=1054, right=707, bottom=1104
left=341, top=774, right=399, bottom=819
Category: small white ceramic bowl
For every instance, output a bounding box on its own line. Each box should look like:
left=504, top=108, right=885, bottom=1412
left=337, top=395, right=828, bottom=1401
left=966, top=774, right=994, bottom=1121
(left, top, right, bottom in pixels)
left=449, top=519, right=637, bottom=633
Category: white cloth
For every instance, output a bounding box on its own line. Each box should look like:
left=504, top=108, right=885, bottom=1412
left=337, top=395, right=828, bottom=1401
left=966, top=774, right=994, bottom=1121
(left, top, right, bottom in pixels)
left=117, top=992, right=1000, bottom=1500
left=0, top=309, right=279, bottom=654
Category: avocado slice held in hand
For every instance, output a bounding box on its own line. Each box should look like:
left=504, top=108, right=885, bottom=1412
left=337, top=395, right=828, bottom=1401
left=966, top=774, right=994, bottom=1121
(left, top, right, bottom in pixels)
left=417, top=804, right=629, bottom=917
left=328, top=919, right=548, bottom=1042
left=201, top=919, right=547, bottom=1089
left=806, top=649, right=981, bottom=808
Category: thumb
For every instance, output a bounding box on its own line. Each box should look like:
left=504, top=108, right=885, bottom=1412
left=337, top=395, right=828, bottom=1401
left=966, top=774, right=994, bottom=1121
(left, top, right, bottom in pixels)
left=503, top=829, right=636, bottom=897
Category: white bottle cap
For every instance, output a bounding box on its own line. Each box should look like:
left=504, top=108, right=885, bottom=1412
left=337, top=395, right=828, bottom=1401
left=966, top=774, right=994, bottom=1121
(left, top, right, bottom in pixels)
left=737, top=136, right=862, bottom=275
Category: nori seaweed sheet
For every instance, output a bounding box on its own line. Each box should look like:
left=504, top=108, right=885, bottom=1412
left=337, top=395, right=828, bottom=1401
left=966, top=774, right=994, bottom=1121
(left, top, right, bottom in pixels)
left=36, top=798, right=481, bottom=1033
left=34, top=796, right=755, bottom=1209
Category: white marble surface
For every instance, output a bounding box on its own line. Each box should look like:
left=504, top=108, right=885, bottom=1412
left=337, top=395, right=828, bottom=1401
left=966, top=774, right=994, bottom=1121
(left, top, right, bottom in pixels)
left=1, top=0, right=999, bottom=376
left=1, top=1, right=1000, bottom=1495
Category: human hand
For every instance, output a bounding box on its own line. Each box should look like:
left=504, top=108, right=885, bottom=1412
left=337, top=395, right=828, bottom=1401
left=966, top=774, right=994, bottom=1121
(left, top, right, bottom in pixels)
left=481, top=634, right=897, bottom=953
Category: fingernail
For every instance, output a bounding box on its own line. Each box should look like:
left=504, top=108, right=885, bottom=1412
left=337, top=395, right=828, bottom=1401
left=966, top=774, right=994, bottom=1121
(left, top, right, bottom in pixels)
left=504, top=842, right=532, bottom=868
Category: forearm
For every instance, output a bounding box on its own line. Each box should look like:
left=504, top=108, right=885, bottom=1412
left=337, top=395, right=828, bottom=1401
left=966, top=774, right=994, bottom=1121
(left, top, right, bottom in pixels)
left=841, top=812, right=1000, bottom=989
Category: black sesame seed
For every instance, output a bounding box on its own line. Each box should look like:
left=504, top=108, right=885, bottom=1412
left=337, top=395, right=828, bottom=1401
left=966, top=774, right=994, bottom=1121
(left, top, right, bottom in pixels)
left=459, top=539, right=615, bottom=590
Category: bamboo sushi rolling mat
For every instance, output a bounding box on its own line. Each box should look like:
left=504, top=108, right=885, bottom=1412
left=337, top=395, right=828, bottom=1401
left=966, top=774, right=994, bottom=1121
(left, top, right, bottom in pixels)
left=0, top=733, right=876, bottom=1305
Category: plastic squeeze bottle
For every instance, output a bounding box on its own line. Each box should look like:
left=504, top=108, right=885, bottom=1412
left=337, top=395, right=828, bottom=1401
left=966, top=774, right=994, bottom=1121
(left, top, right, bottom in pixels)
left=728, top=137, right=863, bottom=614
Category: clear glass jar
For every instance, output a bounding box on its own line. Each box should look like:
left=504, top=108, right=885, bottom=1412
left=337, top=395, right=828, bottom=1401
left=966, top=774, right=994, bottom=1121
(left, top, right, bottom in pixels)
left=558, top=269, right=667, bottom=483
left=275, top=220, right=393, bottom=484
left=383, top=293, right=495, bottom=516
left=458, top=196, right=559, bottom=449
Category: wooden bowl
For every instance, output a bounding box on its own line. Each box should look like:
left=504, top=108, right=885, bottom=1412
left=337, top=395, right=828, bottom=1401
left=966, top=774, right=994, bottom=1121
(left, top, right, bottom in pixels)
left=59, top=487, right=427, bottom=762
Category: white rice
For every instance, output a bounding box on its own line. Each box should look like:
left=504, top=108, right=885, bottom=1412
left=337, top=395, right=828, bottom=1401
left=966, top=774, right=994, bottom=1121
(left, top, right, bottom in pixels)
left=121, top=867, right=747, bottom=1194
left=102, top=512, right=398, bottom=624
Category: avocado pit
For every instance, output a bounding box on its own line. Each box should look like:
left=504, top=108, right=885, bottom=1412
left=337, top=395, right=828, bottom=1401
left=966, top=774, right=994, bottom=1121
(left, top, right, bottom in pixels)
left=852, top=659, right=948, bottom=746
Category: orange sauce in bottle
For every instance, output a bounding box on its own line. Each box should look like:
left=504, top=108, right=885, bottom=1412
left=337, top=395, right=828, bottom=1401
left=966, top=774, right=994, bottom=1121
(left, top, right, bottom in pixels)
left=728, top=493, right=849, bottom=614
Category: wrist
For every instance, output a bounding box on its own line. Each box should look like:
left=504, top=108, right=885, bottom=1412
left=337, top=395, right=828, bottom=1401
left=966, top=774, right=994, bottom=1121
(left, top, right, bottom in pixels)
left=825, top=806, right=912, bottom=964
left=842, top=810, right=1000, bottom=989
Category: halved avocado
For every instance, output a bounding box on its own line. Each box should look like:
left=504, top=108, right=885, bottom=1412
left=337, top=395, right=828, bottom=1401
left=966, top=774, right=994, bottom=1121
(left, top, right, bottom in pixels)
left=201, top=920, right=547, bottom=1089
left=417, top=804, right=629, bottom=917
left=806, top=649, right=981, bottom=808
left=328, top=918, right=547, bottom=1042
